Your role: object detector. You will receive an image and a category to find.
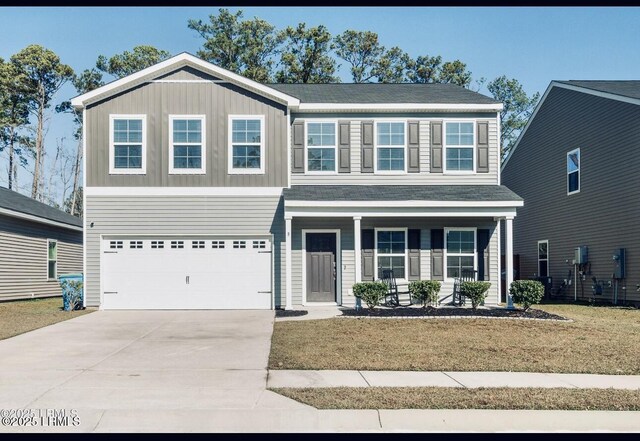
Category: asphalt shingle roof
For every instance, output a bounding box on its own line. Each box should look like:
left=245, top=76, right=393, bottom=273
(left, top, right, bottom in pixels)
left=0, top=186, right=82, bottom=228
left=558, top=81, right=640, bottom=101
left=283, top=185, right=522, bottom=202
left=268, top=83, right=500, bottom=105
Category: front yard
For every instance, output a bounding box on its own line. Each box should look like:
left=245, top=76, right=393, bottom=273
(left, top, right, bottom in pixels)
left=0, top=297, right=94, bottom=340
left=269, top=304, right=640, bottom=374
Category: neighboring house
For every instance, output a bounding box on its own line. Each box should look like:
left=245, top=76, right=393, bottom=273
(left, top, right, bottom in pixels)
left=0, top=186, right=83, bottom=301
left=71, top=52, right=522, bottom=310
left=502, top=80, right=640, bottom=305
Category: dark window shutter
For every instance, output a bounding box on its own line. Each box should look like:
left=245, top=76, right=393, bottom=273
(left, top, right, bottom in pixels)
left=361, top=229, right=375, bottom=281
left=476, top=121, right=489, bottom=173
left=408, top=229, right=421, bottom=281
left=407, top=121, right=420, bottom=173
left=477, top=229, right=490, bottom=280
left=431, top=229, right=444, bottom=281
left=430, top=121, right=443, bottom=173
left=361, top=121, right=374, bottom=173
left=338, top=121, right=351, bottom=173
left=292, top=121, right=305, bottom=173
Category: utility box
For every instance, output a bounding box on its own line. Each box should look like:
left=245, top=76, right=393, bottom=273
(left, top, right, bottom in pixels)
left=613, top=248, right=626, bottom=279
left=575, top=246, right=588, bottom=265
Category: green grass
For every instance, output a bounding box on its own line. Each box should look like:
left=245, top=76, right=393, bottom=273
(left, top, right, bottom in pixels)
left=0, top=297, right=94, bottom=340
left=269, top=304, right=640, bottom=374
left=271, top=387, right=640, bottom=410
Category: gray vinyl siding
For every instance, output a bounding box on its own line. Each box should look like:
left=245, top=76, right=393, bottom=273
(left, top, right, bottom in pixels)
left=290, top=217, right=499, bottom=306
left=86, top=75, right=288, bottom=188
left=290, top=116, right=499, bottom=185
left=0, top=215, right=82, bottom=301
left=502, top=86, right=640, bottom=304
left=85, top=195, right=285, bottom=307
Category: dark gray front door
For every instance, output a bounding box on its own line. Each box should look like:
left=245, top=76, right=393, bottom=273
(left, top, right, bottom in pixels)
left=306, top=233, right=337, bottom=302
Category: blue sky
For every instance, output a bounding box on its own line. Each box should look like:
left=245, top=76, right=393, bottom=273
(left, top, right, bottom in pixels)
left=1, top=6, right=639, bottom=196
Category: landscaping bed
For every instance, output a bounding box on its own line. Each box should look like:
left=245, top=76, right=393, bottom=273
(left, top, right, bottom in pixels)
left=341, top=305, right=568, bottom=321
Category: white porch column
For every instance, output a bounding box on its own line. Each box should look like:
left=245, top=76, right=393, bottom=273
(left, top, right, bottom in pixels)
left=285, top=216, right=293, bottom=310
left=353, top=216, right=362, bottom=283
left=505, top=216, right=514, bottom=309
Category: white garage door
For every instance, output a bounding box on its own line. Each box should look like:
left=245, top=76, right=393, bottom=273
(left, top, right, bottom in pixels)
left=101, top=237, right=272, bottom=309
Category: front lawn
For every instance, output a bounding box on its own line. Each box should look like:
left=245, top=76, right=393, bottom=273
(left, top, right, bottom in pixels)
left=271, top=387, right=640, bottom=411
left=0, top=297, right=94, bottom=340
left=269, top=304, right=640, bottom=374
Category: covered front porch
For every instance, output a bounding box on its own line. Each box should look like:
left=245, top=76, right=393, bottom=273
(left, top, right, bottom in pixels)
left=281, top=185, right=523, bottom=310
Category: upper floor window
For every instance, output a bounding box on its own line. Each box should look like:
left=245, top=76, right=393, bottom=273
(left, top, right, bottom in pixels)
left=567, top=148, right=580, bottom=194
left=445, top=228, right=476, bottom=279
left=375, top=121, right=406, bottom=172
left=169, top=115, right=206, bottom=174
left=306, top=121, right=337, bottom=172
left=110, top=115, right=146, bottom=174
left=444, top=121, right=475, bottom=172
left=228, top=115, right=265, bottom=175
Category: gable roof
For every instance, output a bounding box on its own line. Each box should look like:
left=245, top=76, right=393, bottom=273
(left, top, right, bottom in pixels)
left=501, top=80, right=640, bottom=170
left=555, top=80, right=640, bottom=101
left=71, top=52, right=300, bottom=109
left=71, top=52, right=501, bottom=112
left=0, top=186, right=83, bottom=230
left=269, top=83, right=500, bottom=105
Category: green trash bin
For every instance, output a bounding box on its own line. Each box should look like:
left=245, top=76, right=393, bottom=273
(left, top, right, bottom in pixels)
left=58, top=274, right=84, bottom=311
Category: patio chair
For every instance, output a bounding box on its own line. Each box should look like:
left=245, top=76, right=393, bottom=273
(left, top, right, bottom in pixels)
left=380, top=269, right=412, bottom=307
left=453, top=269, right=477, bottom=306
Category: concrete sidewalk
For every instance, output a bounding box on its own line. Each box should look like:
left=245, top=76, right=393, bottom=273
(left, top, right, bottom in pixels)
left=268, top=370, right=640, bottom=390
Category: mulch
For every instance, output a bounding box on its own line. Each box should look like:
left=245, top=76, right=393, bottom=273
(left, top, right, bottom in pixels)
left=340, top=306, right=569, bottom=321
left=275, top=310, right=309, bottom=318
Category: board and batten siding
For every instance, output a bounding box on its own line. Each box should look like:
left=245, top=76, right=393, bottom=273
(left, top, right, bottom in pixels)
left=0, top=215, right=82, bottom=301
left=290, top=115, right=499, bottom=185
left=502, top=86, right=640, bottom=304
left=85, top=195, right=286, bottom=307
left=86, top=69, right=288, bottom=188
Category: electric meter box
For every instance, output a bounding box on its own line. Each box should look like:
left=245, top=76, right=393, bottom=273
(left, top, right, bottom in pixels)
left=574, top=246, right=588, bottom=265
left=613, top=248, right=625, bottom=279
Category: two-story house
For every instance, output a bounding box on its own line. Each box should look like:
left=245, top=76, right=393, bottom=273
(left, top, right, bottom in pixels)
left=71, top=53, right=522, bottom=310
left=502, top=80, right=640, bottom=306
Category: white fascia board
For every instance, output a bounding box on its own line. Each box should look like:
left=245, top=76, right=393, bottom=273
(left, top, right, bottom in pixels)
left=0, top=207, right=83, bottom=232
left=284, top=200, right=523, bottom=208
left=85, top=187, right=284, bottom=196
left=501, top=81, right=640, bottom=171
left=285, top=207, right=518, bottom=218
left=71, top=53, right=299, bottom=109
left=293, top=103, right=503, bottom=112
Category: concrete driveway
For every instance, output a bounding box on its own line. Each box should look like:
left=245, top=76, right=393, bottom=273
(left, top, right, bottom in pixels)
left=0, top=310, right=320, bottom=433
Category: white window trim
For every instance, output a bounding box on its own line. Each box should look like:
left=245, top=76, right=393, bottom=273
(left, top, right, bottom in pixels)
left=443, top=119, right=476, bottom=175
left=374, top=227, right=408, bottom=281
left=567, top=148, right=580, bottom=195
left=304, top=120, right=338, bottom=174
left=228, top=114, right=266, bottom=175
left=47, top=238, right=57, bottom=281
left=373, top=120, right=408, bottom=174
left=109, top=114, right=147, bottom=175
left=168, top=114, right=206, bottom=175
left=538, top=240, right=549, bottom=278
left=443, top=227, right=477, bottom=280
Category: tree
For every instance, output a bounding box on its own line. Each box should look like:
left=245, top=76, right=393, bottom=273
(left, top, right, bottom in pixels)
left=438, top=60, right=472, bottom=88
left=334, top=30, right=385, bottom=83
left=64, top=186, right=82, bottom=218
left=188, top=8, right=282, bottom=82
left=373, top=47, right=411, bottom=83
left=487, top=76, right=540, bottom=161
left=276, top=23, right=339, bottom=84
left=406, top=56, right=472, bottom=87
left=10, top=45, right=74, bottom=200
left=96, top=45, right=171, bottom=79
left=0, top=57, right=30, bottom=190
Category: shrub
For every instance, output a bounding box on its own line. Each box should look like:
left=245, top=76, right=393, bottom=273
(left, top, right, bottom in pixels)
left=510, top=280, right=545, bottom=311
left=352, top=281, right=388, bottom=310
left=408, top=280, right=441, bottom=308
left=460, top=281, right=491, bottom=310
